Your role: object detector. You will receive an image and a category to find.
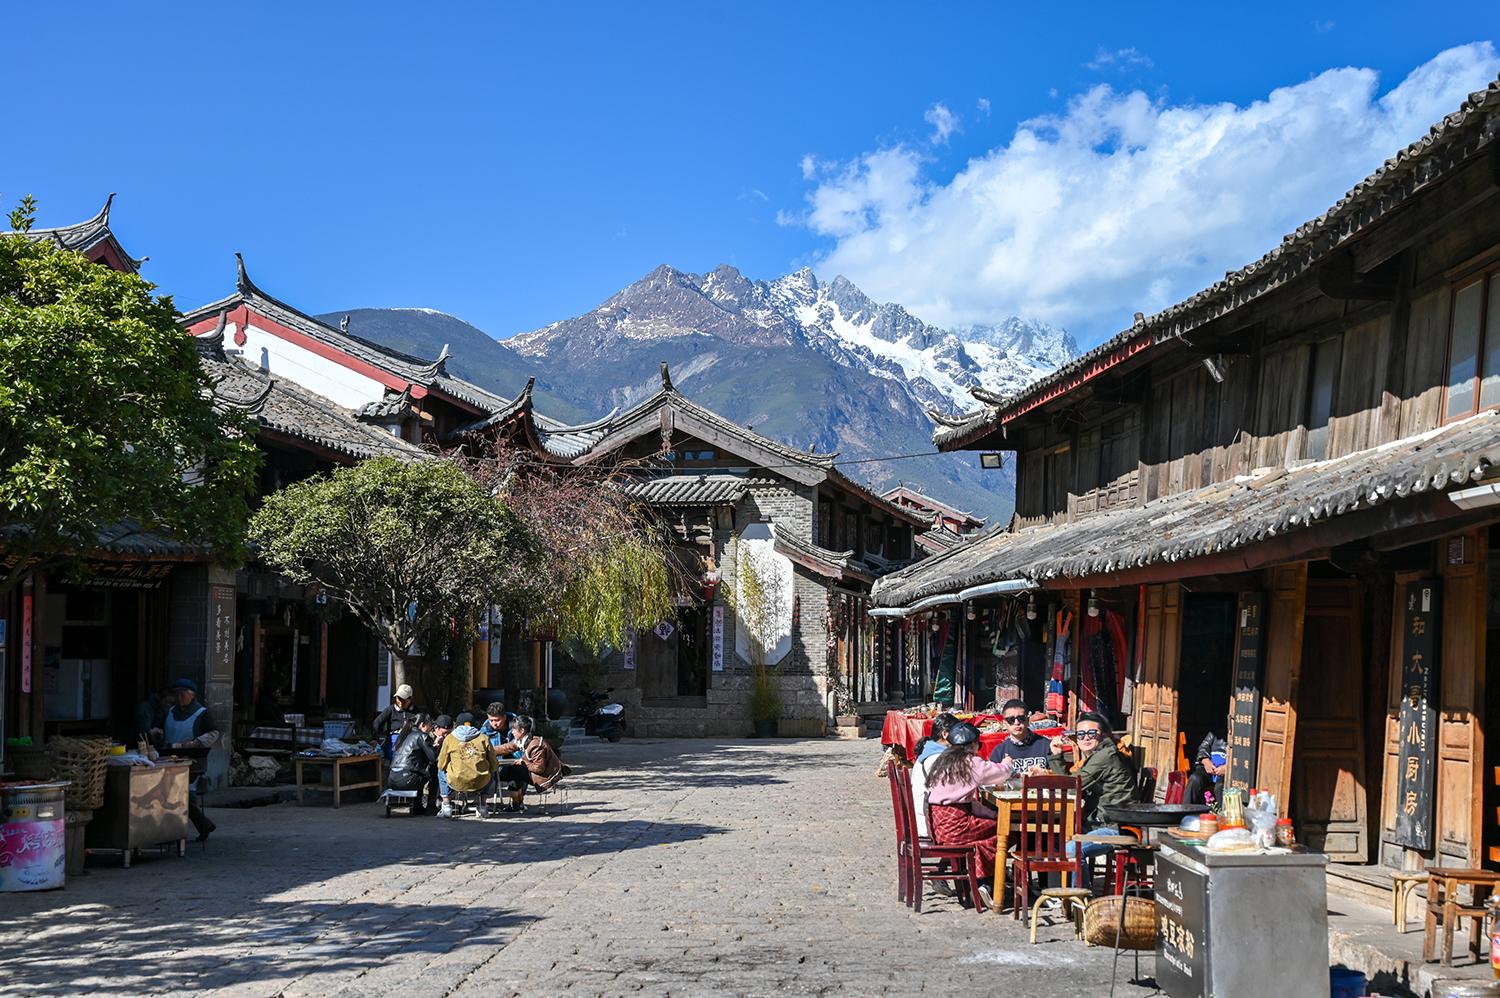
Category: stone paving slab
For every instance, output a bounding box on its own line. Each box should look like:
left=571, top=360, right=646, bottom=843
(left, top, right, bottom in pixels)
left=0, top=739, right=1135, bottom=996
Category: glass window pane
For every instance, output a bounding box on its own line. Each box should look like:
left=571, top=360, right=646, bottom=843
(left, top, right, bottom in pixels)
left=1304, top=338, right=1339, bottom=461
left=1446, top=281, right=1483, bottom=420
left=1482, top=276, right=1500, bottom=410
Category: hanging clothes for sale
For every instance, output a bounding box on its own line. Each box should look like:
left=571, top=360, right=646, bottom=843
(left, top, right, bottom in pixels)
left=931, top=611, right=956, bottom=706
left=991, top=603, right=1022, bottom=706
left=1085, top=612, right=1121, bottom=728
left=1046, top=608, right=1071, bottom=716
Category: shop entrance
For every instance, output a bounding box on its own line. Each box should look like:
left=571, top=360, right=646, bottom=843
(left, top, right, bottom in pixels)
left=637, top=607, right=710, bottom=701
left=1294, top=578, right=1369, bottom=861
left=1177, top=593, right=1236, bottom=775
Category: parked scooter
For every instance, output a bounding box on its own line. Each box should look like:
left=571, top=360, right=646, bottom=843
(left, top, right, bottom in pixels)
left=575, top=687, right=625, bottom=742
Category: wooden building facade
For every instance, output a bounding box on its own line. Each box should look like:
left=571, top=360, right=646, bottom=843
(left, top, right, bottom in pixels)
left=875, top=76, right=1500, bottom=872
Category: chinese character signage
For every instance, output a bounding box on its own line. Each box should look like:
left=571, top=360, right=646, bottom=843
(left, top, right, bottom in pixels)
left=1394, top=580, right=1440, bottom=850
left=1155, top=851, right=1207, bottom=997
left=1227, top=591, right=1265, bottom=793
left=209, top=585, right=235, bottom=683
left=711, top=606, right=725, bottom=672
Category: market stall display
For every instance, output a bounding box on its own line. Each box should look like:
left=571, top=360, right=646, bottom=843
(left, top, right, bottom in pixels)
left=1154, top=837, right=1328, bottom=998
left=85, top=760, right=192, bottom=867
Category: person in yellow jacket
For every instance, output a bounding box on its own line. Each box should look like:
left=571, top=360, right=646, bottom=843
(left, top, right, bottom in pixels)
left=436, top=712, right=498, bottom=818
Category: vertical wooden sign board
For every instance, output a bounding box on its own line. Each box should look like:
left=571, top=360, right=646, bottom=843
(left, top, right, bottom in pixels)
left=1227, top=592, right=1266, bottom=793
left=1394, top=580, right=1440, bottom=851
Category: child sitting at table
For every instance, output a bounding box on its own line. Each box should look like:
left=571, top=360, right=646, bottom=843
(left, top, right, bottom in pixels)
left=926, top=722, right=1014, bottom=909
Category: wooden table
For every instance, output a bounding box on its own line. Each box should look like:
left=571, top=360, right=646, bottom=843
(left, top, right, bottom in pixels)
left=1423, top=866, right=1500, bottom=966
left=295, top=754, right=382, bottom=808
left=980, top=785, right=1078, bottom=913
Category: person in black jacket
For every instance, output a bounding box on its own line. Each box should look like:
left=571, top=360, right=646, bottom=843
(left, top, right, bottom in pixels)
left=388, top=714, right=437, bottom=810
left=1186, top=730, right=1228, bottom=807
left=372, top=684, right=417, bottom=759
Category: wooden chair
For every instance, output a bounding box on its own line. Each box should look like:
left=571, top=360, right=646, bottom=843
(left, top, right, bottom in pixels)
left=890, top=765, right=985, bottom=916
left=1163, top=770, right=1188, bottom=805
left=1012, top=773, right=1084, bottom=924
left=885, top=763, right=912, bottom=904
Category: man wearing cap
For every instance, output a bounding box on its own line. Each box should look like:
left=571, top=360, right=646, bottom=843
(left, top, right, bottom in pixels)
left=373, top=684, right=417, bottom=760
left=165, top=679, right=220, bottom=842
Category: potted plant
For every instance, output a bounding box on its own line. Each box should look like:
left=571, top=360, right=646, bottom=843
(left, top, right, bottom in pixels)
left=749, top=666, right=782, bottom=738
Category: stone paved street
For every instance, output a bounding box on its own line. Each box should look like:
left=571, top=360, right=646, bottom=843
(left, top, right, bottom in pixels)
left=1, top=739, right=1139, bottom=996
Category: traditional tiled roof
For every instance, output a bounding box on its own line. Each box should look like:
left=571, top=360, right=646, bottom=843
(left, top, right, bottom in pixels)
left=614, top=473, right=776, bottom=507
left=5, top=194, right=143, bottom=272
left=356, top=387, right=420, bottom=422
left=915, top=527, right=972, bottom=556
left=197, top=327, right=429, bottom=462
left=538, top=363, right=926, bottom=526
left=181, top=256, right=512, bottom=416
left=772, top=529, right=874, bottom=585
left=881, top=485, right=986, bottom=526
left=876, top=409, right=1500, bottom=607
left=934, top=73, right=1500, bottom=450
left=93, top=521, right=204, bottom=557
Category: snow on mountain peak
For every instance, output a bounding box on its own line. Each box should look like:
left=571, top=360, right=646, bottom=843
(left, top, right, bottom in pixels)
left=512, top=264, right=1075, bottom=413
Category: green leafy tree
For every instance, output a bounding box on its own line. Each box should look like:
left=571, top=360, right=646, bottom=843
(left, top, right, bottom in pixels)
left=250, top=456, right=533, bottom=701
left=456, top=441, right=677, bottom=655
left=735, top=545, right=788, bottom=724
left=0, top=198, right=259, bottom=592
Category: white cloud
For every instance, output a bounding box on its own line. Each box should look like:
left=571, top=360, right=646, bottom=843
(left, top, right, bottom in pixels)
left=796, top=43, right=1500, bottom=342
left=1313, top=19, right=1336, bottom=34
left=924, top=102, right=960, bottom=145
left=977, top=97, right=992, bottom=116
left=799, top=154, right=819, bottom=180
left=1086, top=46, right=1154, bottom=72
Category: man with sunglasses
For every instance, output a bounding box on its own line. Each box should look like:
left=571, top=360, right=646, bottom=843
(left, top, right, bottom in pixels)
left=987, top=699, right=1051, bottom=777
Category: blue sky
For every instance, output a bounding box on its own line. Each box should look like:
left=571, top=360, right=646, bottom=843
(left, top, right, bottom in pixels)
left=4, top=3, right=1495, bottom=348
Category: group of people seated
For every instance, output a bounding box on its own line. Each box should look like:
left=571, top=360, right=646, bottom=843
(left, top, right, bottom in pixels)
left=908, top=699, right=1139, bottom=908
left=378, top=686, right=566, bottom=818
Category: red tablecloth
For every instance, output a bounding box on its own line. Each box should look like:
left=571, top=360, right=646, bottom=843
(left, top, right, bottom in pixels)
left=880, top=710, right=1066, bottom=763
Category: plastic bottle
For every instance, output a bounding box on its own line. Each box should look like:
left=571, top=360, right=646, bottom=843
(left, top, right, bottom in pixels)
left=1275, top=818, right=1295, bottom=847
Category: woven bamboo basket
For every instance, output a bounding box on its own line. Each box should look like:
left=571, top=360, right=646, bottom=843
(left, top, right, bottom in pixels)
left=6, top=745, right=53, bottom=781
left=1083, top=895, right=1156, bottom=950
left=49, top=736, right=111, bottom=811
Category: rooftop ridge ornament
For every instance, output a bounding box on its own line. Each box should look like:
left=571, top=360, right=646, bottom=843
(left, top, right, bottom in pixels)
left=234, top=252, right=257, bottom=295
left=98, top=192, right=116, bottom=226
left=660, top=361, right=673, bottom=391
left=195, top=312, right=229, bottom=362
left=340, top=315, right=350, bottom=334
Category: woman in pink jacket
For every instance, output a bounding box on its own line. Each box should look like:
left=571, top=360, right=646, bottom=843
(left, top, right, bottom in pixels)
left=925, top=722, right=1014, bottom=907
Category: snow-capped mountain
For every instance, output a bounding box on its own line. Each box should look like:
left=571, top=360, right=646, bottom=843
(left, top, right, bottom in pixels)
left=342, top=265, right=1074, bottom=520
left=510, top=264, right=1076, bottom=418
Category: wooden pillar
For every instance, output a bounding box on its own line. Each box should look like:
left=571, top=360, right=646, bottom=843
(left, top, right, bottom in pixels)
left=251, top=614, right=263, bottom=700
left=1255, top=562, right=1308, bottom=808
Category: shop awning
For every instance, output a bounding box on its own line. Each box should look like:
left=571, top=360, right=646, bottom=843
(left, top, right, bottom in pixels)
left=873, top=410, right=1500, bottom=609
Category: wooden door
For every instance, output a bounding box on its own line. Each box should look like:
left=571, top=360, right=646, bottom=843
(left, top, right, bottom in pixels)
left=1438, top=531, right=1486, bottom=868
left=1256, top=562, right=1308, bottom=807
left=1294, top=580, right=1368, bottom=861
left=1131, top=583, right=1182, bottom=797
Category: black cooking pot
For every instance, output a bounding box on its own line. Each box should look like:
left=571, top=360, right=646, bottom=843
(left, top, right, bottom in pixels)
left=1101, top=803, right=1210, bottom=826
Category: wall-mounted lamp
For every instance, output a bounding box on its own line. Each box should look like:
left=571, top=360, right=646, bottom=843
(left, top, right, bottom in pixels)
left=1087, top=590, right=1100, bottom=618
left=1025, top=594, right=1038, bottom=620
left=979, top=452, right=1004, bottom=470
